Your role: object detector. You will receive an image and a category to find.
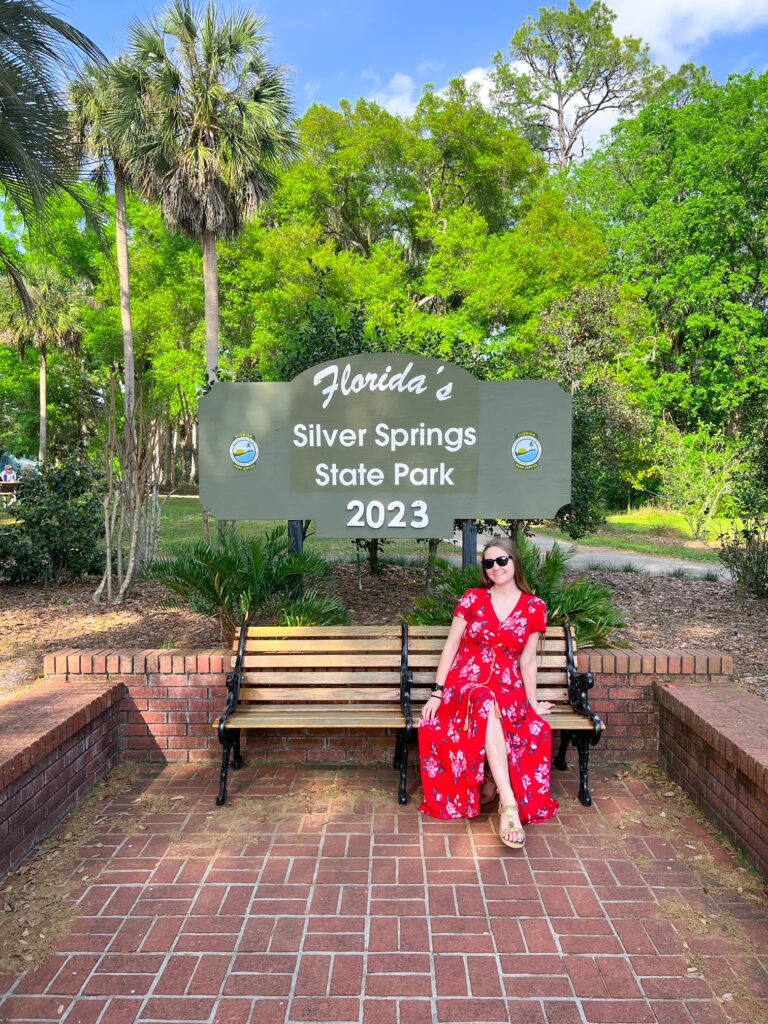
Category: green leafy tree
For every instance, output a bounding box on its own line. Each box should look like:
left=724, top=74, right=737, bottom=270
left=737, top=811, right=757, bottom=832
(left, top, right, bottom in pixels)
left=0, top=0, right=102, bottom=299
left=0, top=338, right=40, bottom=455
left=221, top=90, right=602, bottom=376
left=558, top=382, right=656, bottom=538
left=490, top=0, right=662, bottom=168
left=658, top=423, right=743, bottom=541
left=573, top=73, right=768, bottom=428
left=0, top=456, right=104, bottom=583
left=126, top=0, right=298, bottom=383
left=0, top=260, right=85, bottom=463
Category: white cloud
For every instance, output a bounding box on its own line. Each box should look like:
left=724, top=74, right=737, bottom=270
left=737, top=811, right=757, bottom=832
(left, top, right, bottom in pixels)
left=304, top=81, right=321, bottom=103
left=368, top=72, right=419, bottom=116
left=416, top=59, right=446, bottom=76
left=459, top=66, right=493, bottom=106
left=610, top=0, right=768, bottom=66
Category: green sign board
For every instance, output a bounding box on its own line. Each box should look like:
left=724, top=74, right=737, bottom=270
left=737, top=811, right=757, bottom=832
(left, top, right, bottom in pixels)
left=199, top=355, right=571, bottom=537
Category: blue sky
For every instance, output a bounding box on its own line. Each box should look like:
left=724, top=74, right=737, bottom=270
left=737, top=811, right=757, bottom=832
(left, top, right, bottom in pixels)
left=61, top=0, right=768, bottom=116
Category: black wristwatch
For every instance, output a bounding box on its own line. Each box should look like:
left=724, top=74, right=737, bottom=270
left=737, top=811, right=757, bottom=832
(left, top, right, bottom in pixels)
left=431, top=683, right=444, bottom=695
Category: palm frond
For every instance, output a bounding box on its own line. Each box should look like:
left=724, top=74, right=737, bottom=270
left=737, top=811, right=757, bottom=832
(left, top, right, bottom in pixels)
left=148, top=527, right=348, bottom=638
left=0, top=0, right=104, bottom=219
left=122, top=0, right=298, bottom=240
left=407, top=539, right=625, bottom=648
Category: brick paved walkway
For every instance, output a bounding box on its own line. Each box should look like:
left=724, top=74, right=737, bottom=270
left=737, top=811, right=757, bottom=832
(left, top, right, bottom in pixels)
left=1, top=762, right=766, bottom=1024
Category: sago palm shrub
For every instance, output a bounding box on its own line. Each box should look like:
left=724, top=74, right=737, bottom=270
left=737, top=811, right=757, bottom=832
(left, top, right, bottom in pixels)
left=406, top=535, right=625, bottom=648
left=149, top=525, right=348, bottom=640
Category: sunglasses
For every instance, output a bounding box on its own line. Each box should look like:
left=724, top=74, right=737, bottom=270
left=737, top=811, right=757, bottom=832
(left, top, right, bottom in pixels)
left=482, top=555, right=510, bottom=570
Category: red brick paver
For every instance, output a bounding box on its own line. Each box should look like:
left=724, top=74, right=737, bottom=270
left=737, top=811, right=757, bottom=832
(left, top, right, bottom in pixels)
left=1, top=763, right=766, bottom=1024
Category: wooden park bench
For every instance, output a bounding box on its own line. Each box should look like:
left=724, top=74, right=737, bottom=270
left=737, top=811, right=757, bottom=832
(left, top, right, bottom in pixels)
left=216, top=624, right=414, bottom=806
left=216, top=621, right=603, bottom=807
left=407, top=624, right=604, bottom=806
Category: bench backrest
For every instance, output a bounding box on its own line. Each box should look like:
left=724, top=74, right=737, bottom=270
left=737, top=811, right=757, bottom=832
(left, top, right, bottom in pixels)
left=405, top=624, right=574, bottom=706
left=232, top=625, right=406, bottom=706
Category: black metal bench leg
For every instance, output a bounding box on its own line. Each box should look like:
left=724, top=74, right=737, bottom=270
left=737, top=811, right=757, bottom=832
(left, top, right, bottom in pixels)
left=232, top=729, right=243, bottom=770
left=554, top=729, right=571, bottom=771
left=575, top=733, right=592, bottom=807
left=216, top=731, right=234, bottom=806
left=398, top=728, right=411, bottom=806
left=393, top=730, right=403, bottom=771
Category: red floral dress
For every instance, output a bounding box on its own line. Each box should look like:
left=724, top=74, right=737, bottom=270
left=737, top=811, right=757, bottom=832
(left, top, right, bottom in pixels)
left=418, top=588, right=559, bottom=824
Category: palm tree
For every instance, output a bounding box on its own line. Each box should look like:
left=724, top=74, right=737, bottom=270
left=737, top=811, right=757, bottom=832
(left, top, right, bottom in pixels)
left=125, top=0, right=298, bottom=381
left=0, top=260, right=85, bottom=463
left=70, top=61, right=145, bottom=434
left=0, top=0, right=103, bottom=302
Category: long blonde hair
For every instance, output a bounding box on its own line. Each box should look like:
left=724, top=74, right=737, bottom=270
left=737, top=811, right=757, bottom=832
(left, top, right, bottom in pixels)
left=480, top=536, right=533, bottom=594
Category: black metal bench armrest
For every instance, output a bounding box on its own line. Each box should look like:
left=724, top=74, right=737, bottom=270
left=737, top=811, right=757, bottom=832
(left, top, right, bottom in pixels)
left=563, top=624, right=603, bottom=742
left=218, top=622, right=248, bottom=741
left=400, top=623, right=414, bottom=729
left=566, top=666, right=597, bottom=719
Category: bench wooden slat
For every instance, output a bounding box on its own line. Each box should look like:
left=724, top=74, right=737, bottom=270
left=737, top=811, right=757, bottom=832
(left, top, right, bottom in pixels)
left=408, top=637, right=567, bottom=652
left=225, top=707, right=407, bottom=728
left=240, top=654, right=402, bottom=669
left=238, top=686, right=401, bottom=702
left=241, top=670, right=400, bottom=686
left=244, top=625, right=402, bottom=638
left=241, top=639, right=403, bottom=653
left=412, top=670, right=567, bottom=686
left=407, top=653, right=571, bottom=669
left=410, top=686, right=569, bottom=701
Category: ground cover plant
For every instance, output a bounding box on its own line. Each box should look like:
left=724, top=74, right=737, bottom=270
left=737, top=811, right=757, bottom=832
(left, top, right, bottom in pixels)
left=148, top=524, right=348, bottom=640
left=407, top=535, right=625, bottom=648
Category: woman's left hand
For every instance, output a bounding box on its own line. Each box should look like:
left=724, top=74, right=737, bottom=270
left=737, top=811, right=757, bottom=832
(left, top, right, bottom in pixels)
left=531, top=700, right=554, bottom=715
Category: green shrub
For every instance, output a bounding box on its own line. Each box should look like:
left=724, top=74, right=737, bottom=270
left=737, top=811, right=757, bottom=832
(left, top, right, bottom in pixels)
left=0, top=457, right=104, bottom=584
left=277, top=587, right=349, bottom=627
left=406, top=535, right=625, bottom=648
left=149, top=525, right=348, bottom=638
left=719, top=517, right=768, bottom=599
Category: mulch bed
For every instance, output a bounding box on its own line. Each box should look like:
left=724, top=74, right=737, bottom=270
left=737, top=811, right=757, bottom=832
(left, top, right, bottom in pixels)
left=1, top=562, right=766, bottom=700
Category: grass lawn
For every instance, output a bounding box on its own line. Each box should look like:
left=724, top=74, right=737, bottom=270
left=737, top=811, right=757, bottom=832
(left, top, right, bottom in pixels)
left=3, top=496, right=730, bottom=566
left=537, top=505, right=725, bottom=564
left=158, top=496, right=452, bottom=562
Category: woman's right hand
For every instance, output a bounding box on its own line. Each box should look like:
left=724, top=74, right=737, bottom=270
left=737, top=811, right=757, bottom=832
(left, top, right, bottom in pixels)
left=420, top=695, right=442, bottom=721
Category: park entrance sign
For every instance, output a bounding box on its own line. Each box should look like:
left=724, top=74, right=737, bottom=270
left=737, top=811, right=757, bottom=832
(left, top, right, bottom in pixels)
left=199, top=355, right=571, bottom=538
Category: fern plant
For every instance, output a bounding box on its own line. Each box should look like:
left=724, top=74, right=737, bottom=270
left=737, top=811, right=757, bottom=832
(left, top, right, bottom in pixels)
left=149, top=525, right=347, bottom=639
left=406, top=536, right=625, bottom=648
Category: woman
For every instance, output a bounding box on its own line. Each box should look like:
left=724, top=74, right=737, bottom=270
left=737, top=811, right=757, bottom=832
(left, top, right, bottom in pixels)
left=418, top=537, right=559, bottom=847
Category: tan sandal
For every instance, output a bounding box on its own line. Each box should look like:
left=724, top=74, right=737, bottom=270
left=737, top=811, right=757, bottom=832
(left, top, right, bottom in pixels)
left=498, top=804, right=525, bottom=849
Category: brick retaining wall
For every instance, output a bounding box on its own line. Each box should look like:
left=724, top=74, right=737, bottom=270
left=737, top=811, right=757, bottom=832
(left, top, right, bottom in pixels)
left=0, top=680, right=123, bottom=875
left=4, top=647, right=760, bottom=880
left=657, top=681, right=768, bottom=878
left=42, top=646, right=734, bottom=766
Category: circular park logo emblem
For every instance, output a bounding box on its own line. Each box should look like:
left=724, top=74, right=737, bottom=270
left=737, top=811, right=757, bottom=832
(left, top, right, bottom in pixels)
left=512, top=432, right=542, bottom=470
left=229, top=435, right=259, bottom=470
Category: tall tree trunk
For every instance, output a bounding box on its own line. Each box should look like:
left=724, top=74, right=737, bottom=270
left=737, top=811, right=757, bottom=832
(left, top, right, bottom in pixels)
left=114, top=166, right=136, bottom=438
left=202, top=229, right=219, bottom=383
left=202, top=229, right=220, bottom=539
left=38, top=348, right=47, bottom=465
left=190, top=419, right=198, bottom=482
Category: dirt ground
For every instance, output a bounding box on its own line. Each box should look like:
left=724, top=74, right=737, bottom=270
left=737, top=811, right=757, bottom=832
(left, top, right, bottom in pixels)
left=0, top=562, right=766, bottom=700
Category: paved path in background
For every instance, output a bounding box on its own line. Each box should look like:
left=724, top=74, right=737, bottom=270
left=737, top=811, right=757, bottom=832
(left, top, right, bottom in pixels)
left=528, top=534, right=724, bottom=579
left=450, top=531, right=726, bottom=580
